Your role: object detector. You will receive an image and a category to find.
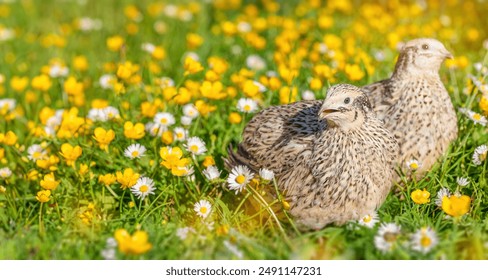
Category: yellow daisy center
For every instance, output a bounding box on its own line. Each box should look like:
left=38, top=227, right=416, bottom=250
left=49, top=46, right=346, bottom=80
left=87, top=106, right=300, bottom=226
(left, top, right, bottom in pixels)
left=384, top=232, right=397, bottom=243
left=236, top=174, right=246, bottom=184
left=243, top=104, right=251, bottom=111
left=481, top=151, right=487, bottom=161
left=363, top=215, right=372, bottom=223
left=131, top=151, right=139, bottom=157
left=139, top=185, right=149, bottom=193
left=160, top=118, right=168, bottom=124
left=177, top=132, right=183, bottom=138
left=473, top=113, right=481, bottom=121
left=200, top=207, right=207, bottom=214
left=33, top=151, right=42, bottom=159
left=190, top=145, right=199, bottom=153
left=420, top=235, right=432, bottom=247
left=410, top=162, right=418, bottom=169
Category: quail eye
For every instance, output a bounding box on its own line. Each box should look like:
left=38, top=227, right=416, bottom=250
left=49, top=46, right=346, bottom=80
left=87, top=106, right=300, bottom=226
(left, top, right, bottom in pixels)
left=422, top=44, right=429, bottom=50
left=344, top=97, right=351, bottom=104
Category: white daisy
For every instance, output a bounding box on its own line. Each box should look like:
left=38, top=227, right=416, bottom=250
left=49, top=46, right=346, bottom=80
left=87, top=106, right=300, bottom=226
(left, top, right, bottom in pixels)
left=87, top=108, right=108, bottom=122
left=227, top=165, right=254, bottom=194
left=194, top=199, right=212, bottom=219
left=460, top=108, right=487, bottom=126
left=182, top=103, right=199, bottom=119
left=49, top=64, right=69, bottom=78
left=301, top=90, right=316, bottom=101
left=0, top=167, right=12, bottom=179
left=202, top=165, right=221, bottom=181
left=100, top=248, right=116, bottom=260
left=435, top=187, right=451, bottom=207
left=173, top=127, right=188, bottom=142
left=159, top=77, right=175, bottom=89
left=237, top=21, right=251, bottom=33
left=259, top=168, right=274, bottom=181
left=26, top=144, right=47, bottom=162
left=253, top=81, right=267, bottom=92
left=246, top=54, right=266, bottom=71
left=104, top=106, right=120, bottom=120
left=185, top=136, right=207, bottom=155
left=130, top=177, right=155, bottom=200
left=145, top=122, right=166, bottom=137
left=99, top=74, right=115, bottom=89
left=473, top=144, right=487, bottom=166
left=176, top=226, right=195, bottom=240
left=153, top=112, right=175, bottom=128
left=141, top=42, right=156, bottom=53
left=181, top=116, right=193, bottom=126
left=358, top=212, right=379, bottom=228
left=406, top=159, right=422, bottom=171
left=237, top=98, right=258, bottom=113
left=374, top=222, right=401, bottom=253
left=163, top=4, right=178, bottom=17
left=456, top=177, right=469, bottom=187
left=410, top=227, right=438, bottom=253
left=183, top=51, right=200, bottom=62
left=78, top=17, right=103, bottom=32
left=0, top=27, right=14, bottom=41
left=124, top=144, right=146, bottom=159
left=0, top=98, right=16, bottom=112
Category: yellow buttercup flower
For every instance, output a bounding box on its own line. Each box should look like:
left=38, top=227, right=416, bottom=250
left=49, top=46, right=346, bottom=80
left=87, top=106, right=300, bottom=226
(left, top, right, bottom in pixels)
left=40, top=173, right=60, bottom=190
left=98, top=173, right=116, bottom=186
left=0, top=131, right=18, bottom=146
left=186, top=33, right=204, bottom=49
left=36, top=155, right=60, bottom=171
left=36, top=189, right=51, bottom=203
left=92, top=127, right=115, bottom=152
left=59, top=143, right=82, bottom=166
left=184, top=56, right=204, bottom=76
left=10, top=76, right=29, bottom=92
left=442, top=194, right=471, bottom=217
left=114, top=229, right=152, bottom=255
left=228, top=112, right=242, bottom=124
left=203, top=155, right=216, bottom=168
left=159, top=147, right=191, bottom=176
left=106, top=35, right=124, bottom=52
left=72, top=55, right=88, bottom=72
left=199, top=81, right=227, bottom=100
left=31, top=74, right=52, bottom=91
left=344, top=64, right=365, bottom=81
left=411, top=189, right=430, bottom=204
left=195, top=100, right=217, bottom=117
left=63, top=76, right=84, bottom=96
left=123, top=121, right=145, bottom=140
left=116, top=168, right=140, bottom=189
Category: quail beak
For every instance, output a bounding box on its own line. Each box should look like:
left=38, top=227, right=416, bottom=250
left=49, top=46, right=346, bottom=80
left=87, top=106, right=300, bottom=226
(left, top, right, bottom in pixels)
left=443, top=50, right=454, bottom=59
left=319, top=108, right=339, bottom=119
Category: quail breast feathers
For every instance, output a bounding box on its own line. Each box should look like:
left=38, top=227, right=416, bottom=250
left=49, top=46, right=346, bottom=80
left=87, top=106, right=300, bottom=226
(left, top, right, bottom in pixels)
left=226, top=84, right=399, bottom=230
left=362, top=38, right=458, bottom=176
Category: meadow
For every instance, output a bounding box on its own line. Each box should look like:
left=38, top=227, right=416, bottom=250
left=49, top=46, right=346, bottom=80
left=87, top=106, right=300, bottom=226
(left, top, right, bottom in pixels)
left=0, top=0, right=487, bottom=260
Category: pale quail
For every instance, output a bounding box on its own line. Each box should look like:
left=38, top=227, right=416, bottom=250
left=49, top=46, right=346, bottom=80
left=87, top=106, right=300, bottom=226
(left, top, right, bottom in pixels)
left=362, top=38, right=458, bottom=177
left=226, top=84, right=399, bottom=230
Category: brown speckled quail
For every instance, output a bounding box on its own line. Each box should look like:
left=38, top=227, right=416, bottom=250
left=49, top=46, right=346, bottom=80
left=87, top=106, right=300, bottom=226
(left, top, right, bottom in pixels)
left=225, top=84, right=399, bottom=230
left=362, top=38, right=458, bottom=177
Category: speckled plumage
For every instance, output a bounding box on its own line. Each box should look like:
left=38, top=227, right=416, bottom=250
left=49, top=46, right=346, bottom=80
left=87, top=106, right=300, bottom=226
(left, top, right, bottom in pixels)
left=226, top=84, right=398, bottom=230
left=362, top=38, right=458, bottom=176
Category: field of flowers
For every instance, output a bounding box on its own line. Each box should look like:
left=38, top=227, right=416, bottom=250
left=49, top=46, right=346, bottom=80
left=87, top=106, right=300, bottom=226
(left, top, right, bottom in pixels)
left=0, top=0, right=487, bottom=260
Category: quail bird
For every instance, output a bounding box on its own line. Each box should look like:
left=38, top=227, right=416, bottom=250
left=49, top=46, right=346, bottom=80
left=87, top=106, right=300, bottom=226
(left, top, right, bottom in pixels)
left=362, top=38, right=458, bottom=176
left=226, top=84, right=399, bottom=230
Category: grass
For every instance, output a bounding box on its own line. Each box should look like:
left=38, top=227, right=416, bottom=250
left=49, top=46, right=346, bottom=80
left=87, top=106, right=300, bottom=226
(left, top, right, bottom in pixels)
left=0, top=0, right=487, bottom=260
